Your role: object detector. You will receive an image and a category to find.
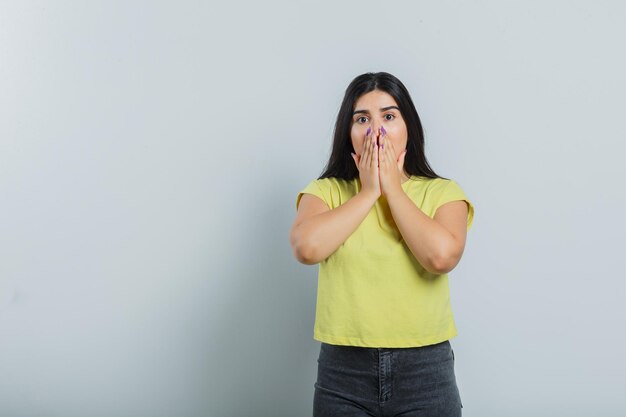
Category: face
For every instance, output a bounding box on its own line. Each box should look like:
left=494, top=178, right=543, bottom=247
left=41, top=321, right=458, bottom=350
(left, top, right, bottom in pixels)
left=350, top=89, right=408, bottom=164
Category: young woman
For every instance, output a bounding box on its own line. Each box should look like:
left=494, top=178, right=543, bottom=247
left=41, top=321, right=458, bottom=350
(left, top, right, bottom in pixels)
left=289, top=72, right=474, bottom=417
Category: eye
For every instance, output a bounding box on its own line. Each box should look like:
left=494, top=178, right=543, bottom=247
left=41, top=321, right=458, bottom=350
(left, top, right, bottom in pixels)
left=356, top=116, right=369, bottom=124
left=384, top=113, right=395, bottom=121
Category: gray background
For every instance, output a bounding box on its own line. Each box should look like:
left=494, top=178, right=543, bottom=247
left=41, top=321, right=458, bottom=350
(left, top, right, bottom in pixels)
left=1, top=1, right=624, bottom=416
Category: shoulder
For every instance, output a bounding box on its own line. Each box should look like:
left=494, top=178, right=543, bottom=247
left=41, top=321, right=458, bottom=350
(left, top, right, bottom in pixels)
left=296, top=176, right=357, bottom=210
left=315, top=176, right=355, bottom=188
left=403, top=175, right=473, bottom=215
left=403, top=176, right=455, bottom=193
left=417, top=177, right=474, bottom=230
left=306, top=176, right=358, bottom=195
left=415, top=176, right=466, bottom=190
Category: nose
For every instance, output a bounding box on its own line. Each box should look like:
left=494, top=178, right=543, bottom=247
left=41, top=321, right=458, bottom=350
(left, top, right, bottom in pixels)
left=370, top=119, right=383, bottom=135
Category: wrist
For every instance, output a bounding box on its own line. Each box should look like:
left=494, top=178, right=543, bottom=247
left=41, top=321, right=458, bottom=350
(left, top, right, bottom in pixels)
left=359, top=188, right=381, bottom=203
left=384, top=185, right=405, bottom=202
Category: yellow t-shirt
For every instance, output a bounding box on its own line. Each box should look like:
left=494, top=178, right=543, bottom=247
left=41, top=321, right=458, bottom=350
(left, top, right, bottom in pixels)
left=295, top=175, right=475, bottom=348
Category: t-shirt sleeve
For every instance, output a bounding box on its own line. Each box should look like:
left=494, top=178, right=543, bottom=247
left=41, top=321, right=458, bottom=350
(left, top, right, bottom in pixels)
left=296, top=180, right=329, bottom=211
left=433, top=180, right=475, bottom=231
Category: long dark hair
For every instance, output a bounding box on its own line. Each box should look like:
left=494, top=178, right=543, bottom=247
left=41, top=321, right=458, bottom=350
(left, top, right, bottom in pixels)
left=319, top=72, right=446, bottom=181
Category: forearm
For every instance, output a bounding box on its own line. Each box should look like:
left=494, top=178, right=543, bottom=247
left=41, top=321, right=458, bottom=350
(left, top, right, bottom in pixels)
left=386, top=190, right=457, bottom=274
left=291, top=191, right=378, bottom=264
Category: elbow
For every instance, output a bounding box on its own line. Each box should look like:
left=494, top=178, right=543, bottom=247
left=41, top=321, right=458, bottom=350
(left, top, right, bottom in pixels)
left=292, top=244, right=319, bottom=265
left=290, top=229, right=321, bottom=265
left=428, top=247, right=464, bottom=275
left=428, top=257, right=456, bottom=275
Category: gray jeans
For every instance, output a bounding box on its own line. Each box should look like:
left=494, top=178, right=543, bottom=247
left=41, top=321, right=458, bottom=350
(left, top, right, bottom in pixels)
left=313, top=340, right=463, bottom=417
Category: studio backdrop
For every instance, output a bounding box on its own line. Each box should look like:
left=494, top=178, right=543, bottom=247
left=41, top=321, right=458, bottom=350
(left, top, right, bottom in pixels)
left=1, top=1, right=624, bottom=416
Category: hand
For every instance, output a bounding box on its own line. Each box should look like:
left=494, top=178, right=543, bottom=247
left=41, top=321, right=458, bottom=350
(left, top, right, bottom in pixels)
left=378, top=131, right=407, bottom=198
left=351, top=127, right=381, bottom=198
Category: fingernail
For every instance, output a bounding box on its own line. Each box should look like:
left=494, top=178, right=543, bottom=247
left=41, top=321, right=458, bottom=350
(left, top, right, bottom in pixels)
left=381, top=126, right=386, bottom=136
left=366, top=127, right=371, bottom=136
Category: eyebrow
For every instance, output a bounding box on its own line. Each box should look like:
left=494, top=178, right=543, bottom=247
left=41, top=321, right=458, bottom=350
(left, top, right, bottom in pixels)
left=353, top=106, right=400, bottom=116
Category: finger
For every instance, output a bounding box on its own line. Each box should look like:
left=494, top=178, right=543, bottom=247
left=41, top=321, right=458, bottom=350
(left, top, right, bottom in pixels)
left=398, top=149, right=406, bottom=162
left=380, top=129, right=389, bottom=158
left=371, top=133, right=379, bottom=168
left=361, top=127, right=371, bottom=166
left=364, top=130, right=373, bottom=168
left=385, top=136, right=394, bottom=163
left=397, top=149, right=407, bottom=170
left=385, top=137, right=394, bottom=159
left=362, top=126, right=370, bottom=151
left=379, top=136, right=387, bottom=168
left=384, top=132, right=392, bottom=162
left=374, top=127, right=382, bottom=167
left=393, top=145, right=406, bottom=162
left=358, top=131, right=367, bottom=164
left=384, top=136, right=394, bottom=152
